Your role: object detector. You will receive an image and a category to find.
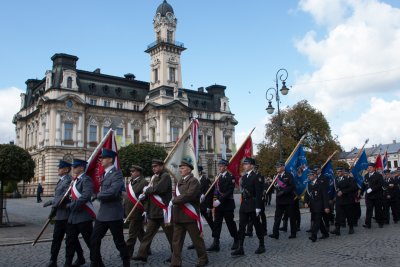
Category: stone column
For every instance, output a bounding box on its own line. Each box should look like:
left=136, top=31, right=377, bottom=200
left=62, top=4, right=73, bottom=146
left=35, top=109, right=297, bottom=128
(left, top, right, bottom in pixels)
left=77, top=114, right=83, bottom=147
left=166, top=117, right=171, bottom=142
left=55, top=111, right=61, bottom=146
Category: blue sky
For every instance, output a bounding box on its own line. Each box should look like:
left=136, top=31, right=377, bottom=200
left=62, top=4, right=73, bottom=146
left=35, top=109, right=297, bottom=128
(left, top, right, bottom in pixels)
left=1, top=0, right=399, bottom=150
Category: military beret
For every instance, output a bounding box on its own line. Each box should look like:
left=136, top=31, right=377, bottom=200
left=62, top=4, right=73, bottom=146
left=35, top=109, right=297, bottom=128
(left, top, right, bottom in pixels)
left=151, top=159, right=164, bottom=165
left=99, top=148, right=117, bottom=159
left=72, top=159, right=87, bottom=167
left=275, top=161, right=285, bottom=167
left=130, top=165, right=143, bottom=172
left=243, top=157, right=255, bottom=165
left=368, top=162, right=376, bottom=167
left=179, top=157, right=194, bottom=170
left=198, top=166, right=203, bottom=172
left=58, top=160, right=72, bottom=169
left=218, top=159, right=229, bottom=166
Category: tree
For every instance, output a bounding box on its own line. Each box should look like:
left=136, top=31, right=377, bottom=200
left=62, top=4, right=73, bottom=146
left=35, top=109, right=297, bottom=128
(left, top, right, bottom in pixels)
left=0, top=144, right=35, bottom=225
left=256, top=100, right=342, bottom=177
left=118, top=143, right=168, bottom=177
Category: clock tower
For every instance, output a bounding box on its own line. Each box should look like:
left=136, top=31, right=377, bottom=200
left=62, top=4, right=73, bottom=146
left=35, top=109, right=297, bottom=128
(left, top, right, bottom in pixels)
left=146, top=0, right=186, bottom=91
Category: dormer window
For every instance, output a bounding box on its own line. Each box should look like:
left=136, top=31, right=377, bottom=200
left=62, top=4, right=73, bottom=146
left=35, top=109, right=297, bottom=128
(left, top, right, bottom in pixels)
left=67, top=77, right=72, bottom=89
left=223, top=102, right=226, bottom=111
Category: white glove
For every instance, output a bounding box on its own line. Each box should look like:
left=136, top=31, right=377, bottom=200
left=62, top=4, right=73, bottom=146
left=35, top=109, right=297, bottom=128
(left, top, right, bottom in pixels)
left=200, top=194, right=205, bottom=203
left=169, top=200, right=173, bottom=207
left=367, top=188, right=372, bottom=194
left=138, top=194, right=146, bottom=201
left=143, top=185, right=150, bottom=193
left=256, top=208, right=261, bottom=216
left=213, top=200, right=221, bottom=208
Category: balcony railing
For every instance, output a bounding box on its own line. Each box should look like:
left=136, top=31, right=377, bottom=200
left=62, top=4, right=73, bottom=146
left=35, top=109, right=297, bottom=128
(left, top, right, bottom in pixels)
left=147, top=39, right=185, bottom=50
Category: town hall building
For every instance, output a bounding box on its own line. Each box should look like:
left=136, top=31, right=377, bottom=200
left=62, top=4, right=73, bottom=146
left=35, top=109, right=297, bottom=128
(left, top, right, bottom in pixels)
left=13, top=1, right=237, bottom=196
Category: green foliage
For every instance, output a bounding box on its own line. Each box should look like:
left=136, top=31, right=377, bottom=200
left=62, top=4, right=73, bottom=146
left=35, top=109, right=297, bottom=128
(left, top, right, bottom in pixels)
left=256, top=100, right=342, bottom=177
left=0, top=144, right=35, bottom=183
left=118, top=143, right=167, bottom=177
left=4, top=181, right=17, bottom=193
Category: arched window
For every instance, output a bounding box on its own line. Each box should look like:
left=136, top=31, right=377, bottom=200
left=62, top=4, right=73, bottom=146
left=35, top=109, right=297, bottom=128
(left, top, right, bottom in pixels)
left=67, top=77, right=72, bottom=89
left=223, top=102, right=227, bottom=111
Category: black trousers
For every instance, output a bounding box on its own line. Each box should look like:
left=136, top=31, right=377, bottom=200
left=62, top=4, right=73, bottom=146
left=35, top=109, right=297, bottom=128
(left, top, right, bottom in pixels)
left=212, top=210, right=238, bottom=240
left=335, top=203, right=353, bottom=227
left=311, top=212, right=328, bottom=237
left=91, top=219, right=129, bottom=265
left=200, top=209, right=214, bottom=231
left=50, top=220, right=83, bottom=262
left=238, top=211, right=263, bottom=240
left=65, top=221, right=93, bottom=264
left=273, top=204, right=296, bottom=236
left=383, top=199, right=399, bottom=223
left=365, top=198, right=384, bottom=225
left=247, top=210, right=266, bottom=234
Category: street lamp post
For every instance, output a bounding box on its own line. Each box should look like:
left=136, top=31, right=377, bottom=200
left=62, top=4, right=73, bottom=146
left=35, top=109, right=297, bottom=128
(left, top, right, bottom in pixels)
left=266, top=68, right=289, bottom=162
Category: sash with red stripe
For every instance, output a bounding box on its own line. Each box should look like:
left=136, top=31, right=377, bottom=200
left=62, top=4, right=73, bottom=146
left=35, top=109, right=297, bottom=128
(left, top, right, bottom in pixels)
left=149, top=194, right=170, bottom=224
left=127, top=181, right=145, bottom=212
left=275, top=174, right=287, bottom=189
left=175, top=184, right=203, bottom=233
left=71, top=180, right=96, bottom=218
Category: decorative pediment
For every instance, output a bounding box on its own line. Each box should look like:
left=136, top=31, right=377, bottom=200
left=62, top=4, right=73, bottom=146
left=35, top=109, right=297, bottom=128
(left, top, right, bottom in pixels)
left=131, top=119, right=143, bottom=129
left=88, top=115, right=98, bottom=126
left=61, top=112, right=77, bottom=123
left=170, top=117, right=182, bottom=128
left=103, top=117, right=112, bottom=127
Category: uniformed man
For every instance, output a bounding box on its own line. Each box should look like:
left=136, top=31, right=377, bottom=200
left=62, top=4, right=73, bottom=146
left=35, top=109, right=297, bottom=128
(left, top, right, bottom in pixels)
left=382, top=169, right=399, bottom=224
left=304, top=170, right=330, bottom=242
left=330, top=167, right=357, bottom=235
left=171, top=159, right=208, bottom=267
left=133, top=159, right=173, bottom=263
left=314, top=164, right=332, bottom=230
left=206, top=159, right=238, bottom=252
left=344, top=167, right=361, bottom=227
left=90, top=149, right=129, bottom=267
left=124, top=164, right=148, bottom=258
left=189, top=166, right=214, bottom=250
left=231, top=157, right=265, bottom=256
left=43, top=160, right=85, bottom=267
left=64, top=159, right=94, bottom=267
left=361, top=162, right=385, bottom=228
left=269, top=161, right=297, bottom=240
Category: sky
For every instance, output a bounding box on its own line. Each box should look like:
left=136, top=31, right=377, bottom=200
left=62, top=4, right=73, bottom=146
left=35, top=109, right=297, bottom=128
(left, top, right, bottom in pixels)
left=1, top=0, right=399, bottom=152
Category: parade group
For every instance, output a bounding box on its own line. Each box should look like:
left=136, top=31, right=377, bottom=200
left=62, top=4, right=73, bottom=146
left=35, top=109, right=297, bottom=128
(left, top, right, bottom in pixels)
left=42, top=147, right=400, bottom=267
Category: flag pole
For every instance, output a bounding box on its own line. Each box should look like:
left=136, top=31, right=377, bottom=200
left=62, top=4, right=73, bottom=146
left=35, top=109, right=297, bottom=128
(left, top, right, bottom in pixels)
left=204, top=127, right=256, bottom=198
left=264, top=134, right=306, bottom=195
left=124, top=198, right=142, bottom=224
left=349, top=138, right=369, bottom=170
left=321, top=150, right=339, bottom=169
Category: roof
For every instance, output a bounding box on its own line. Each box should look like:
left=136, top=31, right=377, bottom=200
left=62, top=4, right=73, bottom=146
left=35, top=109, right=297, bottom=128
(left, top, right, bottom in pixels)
left=156, top=0, right=174, bottom=16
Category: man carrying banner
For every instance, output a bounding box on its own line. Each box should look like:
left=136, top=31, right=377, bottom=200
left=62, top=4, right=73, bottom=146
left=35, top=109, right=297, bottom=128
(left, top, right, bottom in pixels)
left=90, top=148, right=130, bottom=267
left=232, top=157, right=265, bottom=256
left=269, top=161, right=297, bottom=240
left=43, top=160, right=85, bottom=267
left=64, top=159, right=94, bottom=267
left=124, top=164, right=148, bottom=258
left=189, top=166, right=214, bottom=250
left=304, top=170, right=330, bottom=242
left=361, top=162, right=384, bottom=228
left=133, top=159, right=173, bottom=263
left=207, top=159, right=239, bottom=252
left=330, top=167, right=357, bottom=236
left=171, top=159, right=208, bottom=267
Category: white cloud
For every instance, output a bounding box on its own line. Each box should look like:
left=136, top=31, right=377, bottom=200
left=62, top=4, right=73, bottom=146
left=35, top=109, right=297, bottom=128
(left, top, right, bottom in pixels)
left=294, top=0, right=400, bottom=116
left=340, top=97, right=400, bottom=150
left=0, top=87, right=23, bottom=144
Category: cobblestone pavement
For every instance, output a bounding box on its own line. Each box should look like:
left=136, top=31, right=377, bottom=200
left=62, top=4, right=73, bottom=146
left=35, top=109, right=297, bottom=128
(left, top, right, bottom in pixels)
left=1, top=197, right=400, bottom=266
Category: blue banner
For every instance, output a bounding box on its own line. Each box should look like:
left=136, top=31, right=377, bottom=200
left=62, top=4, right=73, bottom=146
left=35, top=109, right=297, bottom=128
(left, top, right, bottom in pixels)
left=285, top=144, right=309, bottom=196
left=322, top=160, right=335, bottom=199
left=351, top=150, right=368, bottom=188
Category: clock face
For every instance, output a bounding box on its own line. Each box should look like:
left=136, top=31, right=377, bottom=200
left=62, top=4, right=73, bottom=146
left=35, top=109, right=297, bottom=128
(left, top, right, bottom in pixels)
left=66, top=100, right=73, bottom=109
left=166, top=12, right=174, bottom=22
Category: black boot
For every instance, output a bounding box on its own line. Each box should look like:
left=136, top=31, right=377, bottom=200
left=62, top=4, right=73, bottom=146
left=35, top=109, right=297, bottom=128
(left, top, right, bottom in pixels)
left=123, top=259, right=130, bottom=267
left=206, top=238, right=220, bottom=252
left=254, top=238, right=265, bottom=254
left=309, top=234, right=317, bottom=242
left=71, top=256, right=85, bottom=267
left=330, top=225, right=340, bottom=236
left=231, top=240, right=244, bottom=256
left=46, top=260, right=57, bottom=267
left=187, top=243, right=195, bottom=250
left=127, top=245, right=134, bottom=259
left=231, top=238, right=239, bottom=250
left=279, top=220, right=288, bottom=232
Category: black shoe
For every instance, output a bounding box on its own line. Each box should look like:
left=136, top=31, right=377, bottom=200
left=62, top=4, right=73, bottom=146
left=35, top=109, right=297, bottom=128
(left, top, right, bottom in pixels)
left=245, top=232, right=253, bottom=237
left=231, top=247, right=244, bottom=257
left=279, top=227, right=287, bottom=232
left=362, top=224, right=371, bottom=229
left=187, top=244, right=195, bottom=250
left=306, top=229, right=312, bottom=233
left=207, top=239, right=220, bottom=252
left=330, top=228, right=340, bottom=236
left=348, top=228, right=354, bottom=235
left=309, top=235, right=317, bottom=242
left=288, top=234, right=296, bottom=239
left=268, top=234, right=279, bottom=240
left=46, top=261, right=57, bottom=267
left=132, top=256, right=147, bottom=262
left=255, top=245, right=266, bottom=254
left=231, top=239, right=239, bottom=250
left=71, top=257, right=85, bottom=267
left=379, top=224, right=384, bottom=228
left=147, top=248, right=152, bottom=256
left=319, top=234, right=329, bottom=239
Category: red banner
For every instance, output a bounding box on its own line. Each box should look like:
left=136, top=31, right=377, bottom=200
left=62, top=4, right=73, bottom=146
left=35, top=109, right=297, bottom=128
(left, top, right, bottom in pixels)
left=86, top=129, right=119, bottom=193
left=227, top=136, right=253, bottom=185
left=375, top=153, right=383, bottom=170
